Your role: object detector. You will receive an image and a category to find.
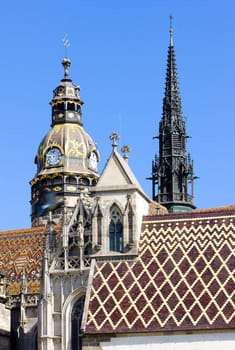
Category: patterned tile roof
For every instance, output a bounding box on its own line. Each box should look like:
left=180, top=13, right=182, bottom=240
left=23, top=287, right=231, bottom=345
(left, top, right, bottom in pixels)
left=84, top=207, right=235, bottom=334
left=0, top=227, right=47, bottom=295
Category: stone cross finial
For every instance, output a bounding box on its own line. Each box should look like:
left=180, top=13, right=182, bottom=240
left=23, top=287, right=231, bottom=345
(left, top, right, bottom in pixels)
left=121, top=145, right=131, bottom=162
left=109, top=132, right=120, bottom=150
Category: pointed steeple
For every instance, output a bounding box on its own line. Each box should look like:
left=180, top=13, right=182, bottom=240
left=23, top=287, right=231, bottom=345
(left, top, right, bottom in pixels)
left=149, top=20, right=196, bottom=213
left=163, top=19, right=182, bottom=127
left=169, top=15, right=174, bottom=47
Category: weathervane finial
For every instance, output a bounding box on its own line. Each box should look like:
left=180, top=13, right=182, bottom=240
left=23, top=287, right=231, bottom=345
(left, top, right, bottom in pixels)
left=169, top=15, right=173, bottom=47
left=62, top=34, right=70, bottom=57
left=170, top=15, right=173, bottom=28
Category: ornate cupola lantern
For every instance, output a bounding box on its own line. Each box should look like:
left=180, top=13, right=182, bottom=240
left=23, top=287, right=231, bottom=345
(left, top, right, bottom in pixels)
left=51, top=57, right=83, bottom=126
left=30, top=58, right=100, bottom=226
left=150, top=21, right=196, bottom=213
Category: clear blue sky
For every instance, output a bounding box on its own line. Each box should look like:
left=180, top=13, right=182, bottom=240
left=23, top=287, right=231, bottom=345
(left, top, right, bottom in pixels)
left=0, top=0, right=234, bottom=231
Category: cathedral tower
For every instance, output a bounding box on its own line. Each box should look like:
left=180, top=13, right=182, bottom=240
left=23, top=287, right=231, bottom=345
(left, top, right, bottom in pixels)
left=30, top=58, right=99, bottom=226
left=150, top=23, right=196, bottom=212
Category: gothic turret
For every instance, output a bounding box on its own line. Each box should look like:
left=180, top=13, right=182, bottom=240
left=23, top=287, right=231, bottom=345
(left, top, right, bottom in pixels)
left=150, top=23, right=196, bottom=212
left=30, top=58, right=100, bottom=226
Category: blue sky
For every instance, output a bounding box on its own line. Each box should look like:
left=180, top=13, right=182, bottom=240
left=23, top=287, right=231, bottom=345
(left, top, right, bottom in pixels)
left=0, top=1, right=235, bottom=230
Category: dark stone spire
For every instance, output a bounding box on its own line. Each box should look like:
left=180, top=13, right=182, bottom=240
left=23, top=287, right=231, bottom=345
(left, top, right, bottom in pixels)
left=149, top=22, right=196, bottom=213
left=163, top=23, right=182, bottom=127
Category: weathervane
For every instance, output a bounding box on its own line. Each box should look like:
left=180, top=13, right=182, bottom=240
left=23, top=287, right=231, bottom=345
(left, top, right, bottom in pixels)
left=169, top=15, right=173, bottom=29
left=169, top=15, right=173, bottom=46
left=62, top=34, right=70, bottom=57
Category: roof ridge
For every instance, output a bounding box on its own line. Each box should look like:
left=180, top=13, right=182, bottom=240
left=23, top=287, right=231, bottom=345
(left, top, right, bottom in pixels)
left=0, top=224, right=61, bottom=236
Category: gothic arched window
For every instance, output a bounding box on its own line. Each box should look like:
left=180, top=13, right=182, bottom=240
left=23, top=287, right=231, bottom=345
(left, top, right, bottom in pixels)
left=97, top=206, right=102, bottom=246
left=109, top=205, right=123, bottom=252
left=128, top=207, right=134, bottom=245
left=67, top=102, right=75, bottom=111
left=71, top=296, right=85, bottom=350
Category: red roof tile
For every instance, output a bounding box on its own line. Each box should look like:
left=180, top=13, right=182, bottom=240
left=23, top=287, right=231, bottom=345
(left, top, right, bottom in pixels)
left=84, top=208, right=235, bottom=334
left=0, top=226, right=60, bottom=295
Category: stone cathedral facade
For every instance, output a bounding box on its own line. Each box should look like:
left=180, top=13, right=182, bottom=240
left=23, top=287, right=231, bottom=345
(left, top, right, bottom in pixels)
left=0, top=26, right=234, bottom=350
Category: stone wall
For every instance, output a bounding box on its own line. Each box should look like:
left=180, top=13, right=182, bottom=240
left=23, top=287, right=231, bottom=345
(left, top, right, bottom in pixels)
left=0, top=303, right=10, bottom=350
left=98, top=332, right=235, bottom=350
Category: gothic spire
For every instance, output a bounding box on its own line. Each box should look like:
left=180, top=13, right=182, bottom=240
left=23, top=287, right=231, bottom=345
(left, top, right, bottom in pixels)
left=149, top=21, right=196, bottom=213
left=163, top=20, right=182, bottom=126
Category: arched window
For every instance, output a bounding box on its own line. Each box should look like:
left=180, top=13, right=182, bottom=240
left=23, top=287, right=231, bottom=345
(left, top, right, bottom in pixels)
left=53, top=176, right=62, bottom=185
left=109, top=205, right=123, bottom=252
left=41, top=178, right=50, bottom=187
left=67, top=102, right=75, bottom=111
left=128, top=207, right=134, bottom=244
left=57, top=102, right=64, bottom=111
left=71, top=296, right=85, bottom=350
left=33, top=327, right=38, bottom=350
left=97, top=207, right=102, bottom=246
left=67, top=176, right=77, bottom=185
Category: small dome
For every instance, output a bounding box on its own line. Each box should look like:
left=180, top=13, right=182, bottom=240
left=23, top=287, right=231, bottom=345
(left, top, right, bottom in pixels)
left=51, top=58, right=81, bottom=104
left=52, top=79, right=81, bottom=102
left=35, top=123, right=99, bottom=176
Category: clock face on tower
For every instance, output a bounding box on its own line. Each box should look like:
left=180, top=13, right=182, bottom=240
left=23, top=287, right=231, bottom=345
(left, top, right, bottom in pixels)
left=88, top=151, right=98, bottom=171
left=46, top=148, right=62, bottom=166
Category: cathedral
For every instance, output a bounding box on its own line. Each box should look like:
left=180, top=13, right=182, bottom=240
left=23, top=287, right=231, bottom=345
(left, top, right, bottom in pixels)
left=0, top=24, right=234, bottom=350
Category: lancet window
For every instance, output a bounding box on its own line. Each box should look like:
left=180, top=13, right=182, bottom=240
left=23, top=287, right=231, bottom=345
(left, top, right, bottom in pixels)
left=109, top=205, right=123, bottom=252
left=71, top=296, right=85, bottom=350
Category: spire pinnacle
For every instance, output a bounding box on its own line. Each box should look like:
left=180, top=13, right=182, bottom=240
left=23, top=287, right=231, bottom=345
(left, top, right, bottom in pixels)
left=121, top=145, right=131, bottom=162
left=149, top=22, right=196, bottom=213
left=169, top=15, right=173, bottom=47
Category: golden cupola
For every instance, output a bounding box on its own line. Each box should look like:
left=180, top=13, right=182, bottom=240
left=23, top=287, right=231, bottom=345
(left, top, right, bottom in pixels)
left=30, top=58, right=100, bottom=226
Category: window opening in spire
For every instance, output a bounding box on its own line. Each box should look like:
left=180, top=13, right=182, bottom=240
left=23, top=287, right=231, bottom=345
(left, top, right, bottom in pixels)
left=67, top=176, right=77, bottom=185
left=67, top=102, right=75, bottom=111
left=57, top=102, right=64, bottom=111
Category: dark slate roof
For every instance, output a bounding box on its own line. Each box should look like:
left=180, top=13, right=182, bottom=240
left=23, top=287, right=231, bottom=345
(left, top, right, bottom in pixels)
left=84, top=206, right=235, bottom=334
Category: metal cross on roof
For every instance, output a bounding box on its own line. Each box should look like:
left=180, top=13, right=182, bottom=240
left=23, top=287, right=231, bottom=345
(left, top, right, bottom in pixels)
left=109, top=132, right=120, bottom=150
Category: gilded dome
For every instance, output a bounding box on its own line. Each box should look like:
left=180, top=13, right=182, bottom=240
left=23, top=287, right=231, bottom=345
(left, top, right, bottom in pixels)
left=33, top=57, right=99, bottom=180
left=31, top=57, right=100, bottom=226
left=35, top=123, right=99, bottom=176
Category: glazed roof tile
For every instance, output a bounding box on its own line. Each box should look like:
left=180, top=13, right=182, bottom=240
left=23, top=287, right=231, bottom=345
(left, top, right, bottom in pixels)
left=0, top=226, right=59, bottom=295
left=84, top=207, right=235, bottom=334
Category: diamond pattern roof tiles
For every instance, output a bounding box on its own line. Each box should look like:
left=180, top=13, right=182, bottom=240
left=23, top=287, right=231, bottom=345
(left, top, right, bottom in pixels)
left=0, top=226, right=59, bottom=295
left=84, top=208, right=235, bottom=334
